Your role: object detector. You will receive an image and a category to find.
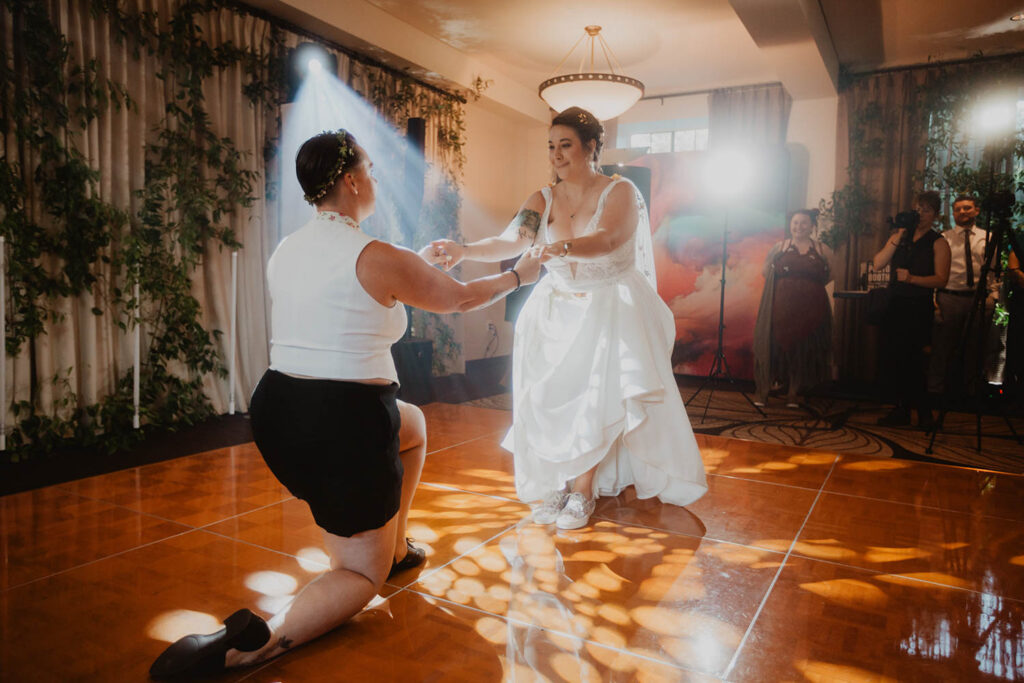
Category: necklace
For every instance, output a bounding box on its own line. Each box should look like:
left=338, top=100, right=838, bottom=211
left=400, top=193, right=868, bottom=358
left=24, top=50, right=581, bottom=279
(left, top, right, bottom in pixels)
left=316, top=211, right=360, bottom=230
left=566, top=175, right=600, bottom=219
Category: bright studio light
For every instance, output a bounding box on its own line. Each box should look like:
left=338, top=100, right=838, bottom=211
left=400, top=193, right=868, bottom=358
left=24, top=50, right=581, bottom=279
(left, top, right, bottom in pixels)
left=973, top=99, right=1014, bottom=138
left=705, top=148, right=754, bottom=201
left=286, top=42, right=336, bottom=102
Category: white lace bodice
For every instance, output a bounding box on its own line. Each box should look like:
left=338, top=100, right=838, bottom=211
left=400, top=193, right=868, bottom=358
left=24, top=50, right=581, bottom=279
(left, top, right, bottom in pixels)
left=540, top=177, right=655, bottom=291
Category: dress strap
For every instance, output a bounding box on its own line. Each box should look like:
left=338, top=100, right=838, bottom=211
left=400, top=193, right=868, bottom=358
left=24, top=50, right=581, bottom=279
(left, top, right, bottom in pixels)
left=595, top=177, right=625, bottom=211
left=539, top=185, right=554, bottom=244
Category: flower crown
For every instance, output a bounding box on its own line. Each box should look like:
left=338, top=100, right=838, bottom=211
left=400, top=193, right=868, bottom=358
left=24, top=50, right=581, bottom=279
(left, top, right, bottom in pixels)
left=303, top=130, right=355, bottom=204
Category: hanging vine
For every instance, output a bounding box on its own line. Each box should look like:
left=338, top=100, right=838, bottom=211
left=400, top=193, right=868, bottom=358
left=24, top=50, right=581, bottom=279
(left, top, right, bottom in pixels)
left=818, top=58, right=1024, bottom=259
left=1, top=0, right=285, bottom=458
left=1, top=0, right=133, bottom=452
left=1, top=0, right=471, bottom=460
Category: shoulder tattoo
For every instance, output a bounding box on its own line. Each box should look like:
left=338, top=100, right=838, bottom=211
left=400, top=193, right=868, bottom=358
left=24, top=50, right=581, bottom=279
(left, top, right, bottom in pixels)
left=513, top=209, right=541, bottom=241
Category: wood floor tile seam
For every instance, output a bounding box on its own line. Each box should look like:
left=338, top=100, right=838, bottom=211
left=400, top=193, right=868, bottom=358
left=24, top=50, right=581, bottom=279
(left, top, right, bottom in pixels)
left=705, top=468, right=837, bottom=493
left=385, top=518, right=526, bottom=590
left=192, top=496, right=299, bottom=532
left=721, top=455, right=839, bottom=680
left=831, top=453, right=1024, bottom=477
left=416, top=481, right=809, bottom=563
left=778, top=549, right=1024, bottom=606
left=234, top=660, right=275, bottom=682
left=425, top=429, right=508, bottom=456
left=585, top=512, right=793, bottom=558
left=392, top=585, right=708, bottom=678
left=42, top=485, right=249, bottom=530
left=417, top=479, right=521, bottom=506
left=196, top=526, right=332, bottom=570
left=810, top=487, right=1024, bottom=523
left=0, top=526, right=197, bottom=594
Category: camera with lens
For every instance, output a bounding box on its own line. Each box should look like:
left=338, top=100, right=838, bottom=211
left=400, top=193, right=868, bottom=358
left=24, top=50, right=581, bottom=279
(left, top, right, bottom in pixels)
left=887, top=210, right=920, bottom=231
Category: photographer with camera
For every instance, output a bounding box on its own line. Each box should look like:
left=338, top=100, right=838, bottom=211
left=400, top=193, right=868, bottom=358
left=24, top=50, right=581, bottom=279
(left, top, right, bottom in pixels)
left=872, top=190, right=951, bottom=428
left=927, top=194, right=1000, bottom=397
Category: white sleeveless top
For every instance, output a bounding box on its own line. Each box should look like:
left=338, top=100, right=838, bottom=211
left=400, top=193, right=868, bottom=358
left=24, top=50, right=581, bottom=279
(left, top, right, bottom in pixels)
left=267, top=211, right=407, bottom=382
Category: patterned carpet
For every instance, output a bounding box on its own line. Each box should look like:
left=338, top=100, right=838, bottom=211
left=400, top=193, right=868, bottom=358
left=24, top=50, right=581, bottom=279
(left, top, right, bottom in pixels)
left=461, top=387, right=1024, bottom=474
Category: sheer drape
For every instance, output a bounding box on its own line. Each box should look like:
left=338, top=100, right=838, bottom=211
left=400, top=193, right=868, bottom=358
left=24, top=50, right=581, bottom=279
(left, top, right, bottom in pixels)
left=708, top=83, right=792, bottom=147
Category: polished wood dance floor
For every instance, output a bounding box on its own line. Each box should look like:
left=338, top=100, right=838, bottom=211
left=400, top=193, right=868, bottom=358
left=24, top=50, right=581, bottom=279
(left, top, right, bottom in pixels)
left=2, top=404, right=1023, bottom=681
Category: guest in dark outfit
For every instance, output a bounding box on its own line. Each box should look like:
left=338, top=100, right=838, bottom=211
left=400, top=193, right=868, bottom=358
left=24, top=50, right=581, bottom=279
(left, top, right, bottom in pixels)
left=149, top=130, right=542, bottom=679
left=871, top=190, right=951, bottom=428
left=754, top=209, right=833, bottom=407
left=1005, top=250, right=1024, bottom=400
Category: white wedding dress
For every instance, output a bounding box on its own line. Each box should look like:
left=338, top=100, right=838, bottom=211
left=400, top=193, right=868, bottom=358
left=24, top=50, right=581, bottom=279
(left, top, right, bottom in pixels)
left=502, top=177, right=708, bottom=506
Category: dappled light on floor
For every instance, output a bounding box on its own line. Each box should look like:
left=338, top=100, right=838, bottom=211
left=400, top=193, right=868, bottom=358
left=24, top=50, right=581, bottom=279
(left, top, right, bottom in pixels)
left=146, top=609, right=222, bottom=644
left=2, top=403, right=1023, bottom=681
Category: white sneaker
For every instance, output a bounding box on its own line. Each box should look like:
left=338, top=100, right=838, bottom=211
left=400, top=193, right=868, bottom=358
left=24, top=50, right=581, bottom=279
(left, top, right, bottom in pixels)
left=531, top=490, right=568, bottom=524
left=555, top=493, right=595, bottom=530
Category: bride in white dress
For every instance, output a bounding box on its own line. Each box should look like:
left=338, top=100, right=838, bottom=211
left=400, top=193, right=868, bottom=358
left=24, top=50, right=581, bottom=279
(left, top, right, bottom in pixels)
left=426, top=106, right=707, bottom=529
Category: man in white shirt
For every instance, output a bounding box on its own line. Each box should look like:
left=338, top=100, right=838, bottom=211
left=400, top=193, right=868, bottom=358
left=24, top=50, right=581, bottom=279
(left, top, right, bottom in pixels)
left=928, top=194, right=1000, bottom=396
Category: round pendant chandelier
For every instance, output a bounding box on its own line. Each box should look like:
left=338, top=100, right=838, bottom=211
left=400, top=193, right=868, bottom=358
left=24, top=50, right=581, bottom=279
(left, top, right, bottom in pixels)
left=538, top=25, right=645, bottom=121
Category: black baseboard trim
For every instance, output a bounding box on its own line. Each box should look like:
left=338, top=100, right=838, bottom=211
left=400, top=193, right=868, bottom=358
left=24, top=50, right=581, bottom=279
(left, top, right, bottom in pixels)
left=0, top=413, right=253, bottom=497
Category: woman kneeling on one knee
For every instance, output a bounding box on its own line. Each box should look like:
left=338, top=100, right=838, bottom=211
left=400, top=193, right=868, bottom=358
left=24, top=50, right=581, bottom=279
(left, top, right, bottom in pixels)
left=150, top=129, right=541, bottom=679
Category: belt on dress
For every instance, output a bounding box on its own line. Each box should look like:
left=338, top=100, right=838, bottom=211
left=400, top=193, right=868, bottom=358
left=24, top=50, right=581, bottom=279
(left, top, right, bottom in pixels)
left=938, top=288, right=974, bottom=297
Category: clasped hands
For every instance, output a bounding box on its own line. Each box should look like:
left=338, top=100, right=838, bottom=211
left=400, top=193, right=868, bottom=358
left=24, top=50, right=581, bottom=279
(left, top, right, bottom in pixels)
left=420, top=239, right=569, bottom=270
left=418, top=239, right=546, bottom=286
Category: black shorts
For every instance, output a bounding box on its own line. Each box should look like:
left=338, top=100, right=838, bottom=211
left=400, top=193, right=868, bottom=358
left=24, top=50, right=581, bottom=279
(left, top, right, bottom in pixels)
left=249, top=369, right=403, bottom=537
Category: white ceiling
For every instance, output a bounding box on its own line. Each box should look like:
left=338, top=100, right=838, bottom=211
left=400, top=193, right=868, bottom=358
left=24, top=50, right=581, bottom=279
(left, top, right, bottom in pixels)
left=362, top=0, right=776, bottom=97
left=261, top=0, right=1024, bottom=115
left=362, top=0, right=1024, bottom=92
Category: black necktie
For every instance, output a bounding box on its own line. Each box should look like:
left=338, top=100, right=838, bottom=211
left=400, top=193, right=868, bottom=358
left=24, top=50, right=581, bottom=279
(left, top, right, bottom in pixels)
left=964, top=229, right=974, bottom=288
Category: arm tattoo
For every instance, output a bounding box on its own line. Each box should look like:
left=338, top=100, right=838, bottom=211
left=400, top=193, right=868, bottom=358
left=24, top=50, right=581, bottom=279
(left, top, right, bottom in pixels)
left=513, top=209, right=541, bottom=242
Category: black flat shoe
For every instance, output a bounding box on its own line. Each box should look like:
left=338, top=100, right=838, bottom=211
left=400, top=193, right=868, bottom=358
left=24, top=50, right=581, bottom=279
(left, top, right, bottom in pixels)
left=149, top=608, right=270, bottom=679
left=388, top=538, right=426, bottom=579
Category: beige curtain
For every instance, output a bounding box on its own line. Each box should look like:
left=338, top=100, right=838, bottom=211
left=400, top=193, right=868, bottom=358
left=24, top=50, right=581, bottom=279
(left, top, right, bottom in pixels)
left=831, top=69, right=929, bottom=382
left=2, top=0, right=276, bottom=426
left=708, top=83, right=792, bottom=147
left=2, top=1, right=466, bottom=438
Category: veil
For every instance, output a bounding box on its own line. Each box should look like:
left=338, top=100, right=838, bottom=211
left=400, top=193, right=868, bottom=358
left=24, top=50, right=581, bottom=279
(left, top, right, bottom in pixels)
left=630, top=181, right=658, bottom=289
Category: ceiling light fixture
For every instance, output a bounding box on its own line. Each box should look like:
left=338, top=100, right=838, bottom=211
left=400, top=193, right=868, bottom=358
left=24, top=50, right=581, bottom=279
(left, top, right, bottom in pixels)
left=538, top=25, right=644, bottom=121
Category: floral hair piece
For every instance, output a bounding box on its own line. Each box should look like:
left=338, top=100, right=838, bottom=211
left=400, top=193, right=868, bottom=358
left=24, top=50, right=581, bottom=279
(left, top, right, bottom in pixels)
left=303, top=130, right=355, bottom=204
left=577, top=111, right=589, bottom=125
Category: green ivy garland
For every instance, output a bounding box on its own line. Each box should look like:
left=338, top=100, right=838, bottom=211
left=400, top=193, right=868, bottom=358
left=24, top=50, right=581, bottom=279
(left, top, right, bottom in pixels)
left=1, top=0, right=470, bottom=460
left=818, top=58, right=1023, bottom=255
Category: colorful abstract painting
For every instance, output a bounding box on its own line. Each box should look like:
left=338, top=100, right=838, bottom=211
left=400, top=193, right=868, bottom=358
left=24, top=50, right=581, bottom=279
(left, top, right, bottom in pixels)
left=627, top=149, right=788, bottom=379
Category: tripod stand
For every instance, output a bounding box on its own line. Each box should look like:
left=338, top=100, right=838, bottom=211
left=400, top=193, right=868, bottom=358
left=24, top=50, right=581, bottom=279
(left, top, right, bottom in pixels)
left=685, top=219, right=766, bottom=422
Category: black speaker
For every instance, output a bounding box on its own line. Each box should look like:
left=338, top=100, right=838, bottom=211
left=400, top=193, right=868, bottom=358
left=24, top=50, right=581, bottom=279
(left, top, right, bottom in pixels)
left=406, top=117, right=426, bottom=153
left=403, top=117, right=427, bottom=245
left=601, top=164, right=652, bottom=213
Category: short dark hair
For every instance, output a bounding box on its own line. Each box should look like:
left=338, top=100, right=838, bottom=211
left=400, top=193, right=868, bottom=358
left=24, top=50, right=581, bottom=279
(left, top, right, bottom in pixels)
left=914, top=190, right=941, bottom=214
left=296, top=129, right=363, bottom=205
left=952, top=193, right=978, bottom=208
left=550, top=106, right=604, bottom=165
left=789, top=208, right=819, bottom=228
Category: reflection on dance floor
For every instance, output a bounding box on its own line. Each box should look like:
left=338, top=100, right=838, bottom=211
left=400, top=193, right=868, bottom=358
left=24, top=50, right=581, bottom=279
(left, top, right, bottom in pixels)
left=2, top=403, right=1023, bottom=681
